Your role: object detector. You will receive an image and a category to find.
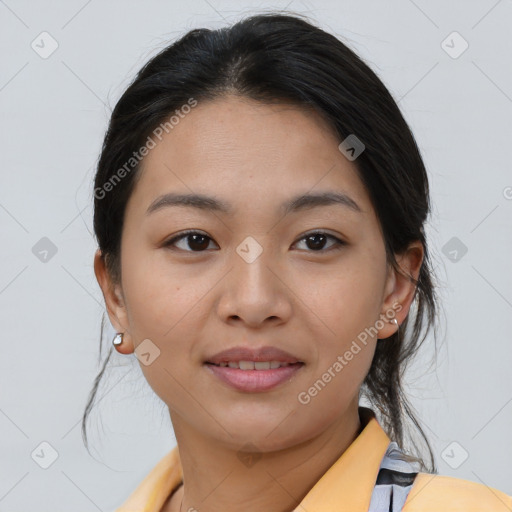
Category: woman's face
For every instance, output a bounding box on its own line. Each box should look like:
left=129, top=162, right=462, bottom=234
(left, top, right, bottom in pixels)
left=96, top=94, right=420, bottom=452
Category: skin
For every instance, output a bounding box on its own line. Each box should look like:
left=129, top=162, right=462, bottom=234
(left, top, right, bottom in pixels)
left=94, top=94, right=423, bottom=512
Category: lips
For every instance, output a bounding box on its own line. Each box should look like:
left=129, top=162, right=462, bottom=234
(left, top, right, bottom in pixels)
left=204, top=345, right=305, bottom=392
left=205, top=345, right=303, bottom=365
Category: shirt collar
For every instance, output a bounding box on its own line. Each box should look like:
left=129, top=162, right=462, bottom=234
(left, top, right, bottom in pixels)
left=115, top=406, right=391, bottom=512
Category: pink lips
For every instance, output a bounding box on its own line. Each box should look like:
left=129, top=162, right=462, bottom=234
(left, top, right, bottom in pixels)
left=206, top=346, right=301, bottom=365
left=205, top=363, right=303, bottom=392
left=204, top=345, right=304, bottom=392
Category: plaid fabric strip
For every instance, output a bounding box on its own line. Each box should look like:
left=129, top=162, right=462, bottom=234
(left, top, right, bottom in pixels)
left=368, top=442, right=420, bottom=512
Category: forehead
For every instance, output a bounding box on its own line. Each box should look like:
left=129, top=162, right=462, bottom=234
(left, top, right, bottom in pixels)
left=128, top=95, right=373, bottom=219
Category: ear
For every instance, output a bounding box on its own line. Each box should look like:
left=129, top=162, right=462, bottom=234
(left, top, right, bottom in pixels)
left=377, top=240, right=424, bottom=340
left=94, top=249, right=134, bottom=354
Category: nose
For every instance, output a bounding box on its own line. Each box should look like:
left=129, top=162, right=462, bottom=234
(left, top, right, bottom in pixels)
left=216, top=245, right=293, bottom=329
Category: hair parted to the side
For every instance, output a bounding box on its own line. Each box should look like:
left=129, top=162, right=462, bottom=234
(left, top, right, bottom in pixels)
left=83, top=11, right=441, bottom=473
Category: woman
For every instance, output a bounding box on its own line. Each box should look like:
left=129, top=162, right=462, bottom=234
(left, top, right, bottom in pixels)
left=84, top=12, right=512, bottom=512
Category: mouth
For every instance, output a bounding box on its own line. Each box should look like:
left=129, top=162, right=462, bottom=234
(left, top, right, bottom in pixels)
left=205, top=360, right=302, bottom=370
left=203, top=345, right=305, bottom=392
left=204, top=360, right=305, bottom=392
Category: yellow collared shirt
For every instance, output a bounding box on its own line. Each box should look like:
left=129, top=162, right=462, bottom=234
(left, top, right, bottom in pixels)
left=114, top=407, right=512, bottom=512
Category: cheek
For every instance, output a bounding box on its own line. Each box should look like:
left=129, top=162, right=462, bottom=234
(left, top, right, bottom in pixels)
left=121, top=244, right=203, bottom=330
left=290, top=257, right=382, bottom=394
left=119, top=247, right=213, bottom=382
left=292, top=260, right=384, bottom=343
left=123, top=265, right=205, bottom=411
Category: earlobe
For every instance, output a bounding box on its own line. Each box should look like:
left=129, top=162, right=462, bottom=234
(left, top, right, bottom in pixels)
left=111, top=332, right=134, bottom=354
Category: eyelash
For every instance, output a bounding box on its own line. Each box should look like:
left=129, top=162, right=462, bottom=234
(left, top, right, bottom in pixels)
left=163, top=229, right=346, bottom=253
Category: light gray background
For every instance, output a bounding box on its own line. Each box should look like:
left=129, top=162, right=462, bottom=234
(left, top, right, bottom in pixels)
left=1, top=0, right=511, bottom=510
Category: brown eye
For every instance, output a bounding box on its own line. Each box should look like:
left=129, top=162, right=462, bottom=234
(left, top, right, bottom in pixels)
left=293, top=231, right=346, bottom=252
left=164, top=231, right=216, bottom=252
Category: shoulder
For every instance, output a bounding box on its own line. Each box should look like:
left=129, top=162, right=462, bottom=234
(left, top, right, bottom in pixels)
left=403, top=471, right=512, bottom=512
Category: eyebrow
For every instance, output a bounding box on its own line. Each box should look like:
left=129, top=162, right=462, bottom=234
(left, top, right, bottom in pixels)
left=146, top=190, right=362, bottom=217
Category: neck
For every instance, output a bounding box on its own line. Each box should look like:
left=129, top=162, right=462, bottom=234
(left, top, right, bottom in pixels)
left=168, top=401, right=363, bottom=512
